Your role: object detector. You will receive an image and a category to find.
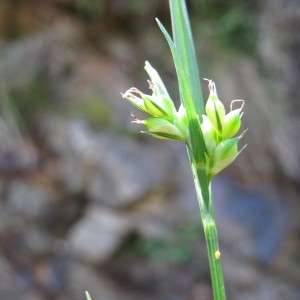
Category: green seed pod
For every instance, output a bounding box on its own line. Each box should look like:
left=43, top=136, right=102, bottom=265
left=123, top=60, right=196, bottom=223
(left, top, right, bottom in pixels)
left=201, top=115, right=217, bottom=157
left=211, top=137, right=239, bottom=175
left=122, top=88, right=176, bottom=121
left=122, top=88, right=148, bottom=113
left=142, top=94, right=176, bottom=121
left=123, top=62, right=177, bottom=121
left=134, top=117, right=184, bottom=140
left=222, top=109, right=242, bottom=140
left=205, top=80, right=225, bottom=134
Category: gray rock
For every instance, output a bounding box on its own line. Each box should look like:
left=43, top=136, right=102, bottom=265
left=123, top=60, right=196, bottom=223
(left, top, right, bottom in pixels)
left=213, top=175, right=289, bottom=263
left=0, top=116, right=39, bottom=173
left=68, top=205, right=131, bottom=263
left=22, top=226, right=55, bottom=256
left=68, top=263, right=120, bottom=300
left=42, top=117, right=179, bottom=207
left=86, top=136, right=171, bottom=207
left=0, top=255, right=22, bottom=298
left=68, top=262, right=154, bottom=300
left=6, top=180, right=51, bottom=220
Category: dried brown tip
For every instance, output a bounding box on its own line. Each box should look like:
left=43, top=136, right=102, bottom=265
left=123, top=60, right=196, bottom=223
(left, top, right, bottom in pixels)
left=147, top=80, right=155, bottom=92
left=239, top=128, right=248, bottom=138
left=122, top=87, right=141, bottom=99
left=230, top=99, right=245, bottom=111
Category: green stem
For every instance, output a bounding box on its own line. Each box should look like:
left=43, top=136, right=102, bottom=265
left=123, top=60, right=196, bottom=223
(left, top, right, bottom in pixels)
left=158, top=1, right=228, bottom=299
left=190, top=154, right=227, bottom=300
left=203, top=217, right=226, bottom=300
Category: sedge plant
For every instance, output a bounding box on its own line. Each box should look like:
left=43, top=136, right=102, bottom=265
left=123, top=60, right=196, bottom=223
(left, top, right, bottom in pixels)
left=87, top=1, right=246, bottom=300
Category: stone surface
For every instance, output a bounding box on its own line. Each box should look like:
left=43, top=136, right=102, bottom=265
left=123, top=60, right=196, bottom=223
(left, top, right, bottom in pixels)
left=6, top=180, right=52, bottom=220
left=42, top=116, right=178, bottom=208
left=213, top=175, right=290, bottom=263
left=68, top=205, right=131, bottom=263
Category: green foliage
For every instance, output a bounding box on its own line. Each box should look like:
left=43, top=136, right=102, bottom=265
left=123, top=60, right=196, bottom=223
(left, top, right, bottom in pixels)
left=134, top=221, right=201, bottom=264
left=10, top=76, right=53, bottom=113
left=68, top=95, right=111, bottom=129
left=75, top=0, right=105, bottom=20
left=214, top=8, right=256, bottom=54
left=8, top=76, right=53, bottom=131
left=122, top=0, right=150, bottom=15
left=193, top=0, right=257, bottom=54
left=74, top=0, right=149, bottom=21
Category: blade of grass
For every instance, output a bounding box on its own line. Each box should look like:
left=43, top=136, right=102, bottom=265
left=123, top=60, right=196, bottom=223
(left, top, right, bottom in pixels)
left=85, top=291, right=92, bottom=300
left=156, top=6, right=209, bottom=211
left=157, top=19, right=209, bottom=211
left=170, top=0, right=204, bottom=117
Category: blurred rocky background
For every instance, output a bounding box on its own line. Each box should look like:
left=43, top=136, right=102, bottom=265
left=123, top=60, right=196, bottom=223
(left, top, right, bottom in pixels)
left=0, top=0, right=299, bottom=299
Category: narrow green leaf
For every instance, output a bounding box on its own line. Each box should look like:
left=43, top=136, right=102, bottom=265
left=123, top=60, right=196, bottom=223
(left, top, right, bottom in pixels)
left=155, top=18, right=192, bottom=107
left=157, top=2, right=209, bottom=209
left=85, top=291, right=92, bottom=300
left=156, top=19, right=201, bottom=138
left=169, top=0, right=204, bottom=116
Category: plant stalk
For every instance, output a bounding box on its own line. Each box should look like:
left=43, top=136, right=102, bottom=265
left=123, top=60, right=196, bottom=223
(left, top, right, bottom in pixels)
left=203, top=217, right=226, bottom=300
left=166, top=0, right=228, bottom=297
left=190, top=156, right=227, bottom=300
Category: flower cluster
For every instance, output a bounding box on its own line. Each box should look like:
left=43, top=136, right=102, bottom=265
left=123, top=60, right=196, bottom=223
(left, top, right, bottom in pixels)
left=122, top=61, right=189, bottom=142
left=201, top=79, right=246, bottom=179
left=122, top=62, right=246, bottom=179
